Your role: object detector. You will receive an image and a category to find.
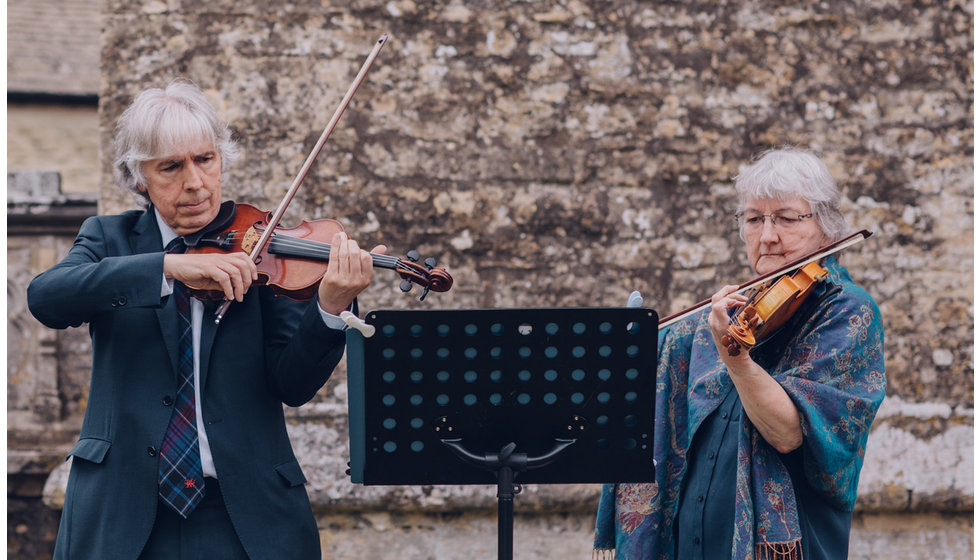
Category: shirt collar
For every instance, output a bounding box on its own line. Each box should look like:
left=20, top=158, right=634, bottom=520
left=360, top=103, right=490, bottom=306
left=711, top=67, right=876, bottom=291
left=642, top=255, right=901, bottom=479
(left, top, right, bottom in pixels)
left=153, top=207, right=180, bottom=249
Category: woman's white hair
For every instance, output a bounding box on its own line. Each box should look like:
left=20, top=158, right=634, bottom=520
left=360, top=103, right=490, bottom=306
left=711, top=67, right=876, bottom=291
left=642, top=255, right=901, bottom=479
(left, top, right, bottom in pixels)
left=734, top=147, right=848, bottom=241
left=112, top=78, right=239, bottom=204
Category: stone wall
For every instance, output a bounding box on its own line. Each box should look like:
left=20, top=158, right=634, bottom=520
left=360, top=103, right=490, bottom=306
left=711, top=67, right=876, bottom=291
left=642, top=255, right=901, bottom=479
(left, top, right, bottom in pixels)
left=8, top=171, right=99, bottom=558
left=8, top=0, right=972, bottom=558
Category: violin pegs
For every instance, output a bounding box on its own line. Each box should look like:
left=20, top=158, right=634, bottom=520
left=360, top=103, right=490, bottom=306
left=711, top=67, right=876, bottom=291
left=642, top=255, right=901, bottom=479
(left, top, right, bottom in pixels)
left=399, top=280, right=413, bottom=293
left=424, top=257, right=437, bottom=269
left=406, top=250, right=420, bottom=263
left=721, top=334, right=741, bottom=356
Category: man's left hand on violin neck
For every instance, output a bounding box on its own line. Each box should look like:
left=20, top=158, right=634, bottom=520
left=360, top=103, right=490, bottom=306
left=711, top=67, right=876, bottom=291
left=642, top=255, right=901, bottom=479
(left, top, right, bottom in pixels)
left=316, top=231, right=386, bottom=316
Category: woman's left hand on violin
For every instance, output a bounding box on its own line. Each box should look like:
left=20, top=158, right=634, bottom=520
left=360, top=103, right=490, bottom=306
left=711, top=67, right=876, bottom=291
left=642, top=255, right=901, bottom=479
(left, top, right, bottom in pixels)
left=316, top=231, right=387, bottom=316
left=707, top=284, right=751, bottom=364
left=707, top=283, right=804, bottom=452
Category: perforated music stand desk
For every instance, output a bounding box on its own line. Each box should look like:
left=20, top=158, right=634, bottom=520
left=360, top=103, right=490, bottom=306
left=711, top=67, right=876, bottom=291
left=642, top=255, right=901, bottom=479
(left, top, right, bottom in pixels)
left=346, top=307, right=658, bottom=559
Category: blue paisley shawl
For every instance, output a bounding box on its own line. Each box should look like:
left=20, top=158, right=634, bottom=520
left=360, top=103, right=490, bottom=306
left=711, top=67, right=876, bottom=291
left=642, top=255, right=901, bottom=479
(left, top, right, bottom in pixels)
left=593, top=256, right=886, bottom=560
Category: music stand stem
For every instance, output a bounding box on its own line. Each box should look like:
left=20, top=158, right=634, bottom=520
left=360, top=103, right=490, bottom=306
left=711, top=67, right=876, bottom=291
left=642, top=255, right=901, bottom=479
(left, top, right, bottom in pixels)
left=497, top=464, right=516, bottom=560
left=441, top=439, right=577, bottom=560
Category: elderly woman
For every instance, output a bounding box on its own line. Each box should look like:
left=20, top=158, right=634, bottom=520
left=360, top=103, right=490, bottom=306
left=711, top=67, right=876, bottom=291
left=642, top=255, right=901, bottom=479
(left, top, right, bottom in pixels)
left=593, top=148, right=886, bottom=560
left=28, top=79, right=384, bottom=560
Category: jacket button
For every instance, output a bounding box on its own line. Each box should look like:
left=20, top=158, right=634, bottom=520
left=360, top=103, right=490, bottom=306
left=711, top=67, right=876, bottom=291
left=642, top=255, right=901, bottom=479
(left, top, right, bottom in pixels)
left=162, top=395, right=174, bottom=407
left=117, top=296, right=127, bottom=306
left=147, top=446, right=157, bottom=457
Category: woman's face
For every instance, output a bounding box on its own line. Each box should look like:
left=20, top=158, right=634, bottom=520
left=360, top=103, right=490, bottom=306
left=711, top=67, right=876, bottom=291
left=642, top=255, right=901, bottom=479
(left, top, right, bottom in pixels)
left=741, top=197, right=831, bottom=275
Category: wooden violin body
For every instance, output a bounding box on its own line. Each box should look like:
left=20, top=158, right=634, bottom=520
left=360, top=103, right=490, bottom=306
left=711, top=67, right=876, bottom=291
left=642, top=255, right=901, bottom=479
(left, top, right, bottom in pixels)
left=720, top=260, right=828, bottom=356
left=184, top=202, right=453, bottom=302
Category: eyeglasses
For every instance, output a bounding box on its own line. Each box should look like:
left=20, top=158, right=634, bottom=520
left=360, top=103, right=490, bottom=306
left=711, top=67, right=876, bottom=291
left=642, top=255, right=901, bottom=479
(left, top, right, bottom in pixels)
left=735, top=211, right=815, bottom=231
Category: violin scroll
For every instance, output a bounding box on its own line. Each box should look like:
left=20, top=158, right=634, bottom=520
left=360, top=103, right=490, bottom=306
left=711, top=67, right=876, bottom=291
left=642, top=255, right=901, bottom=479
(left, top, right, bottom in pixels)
left=397, top=250, right=454, bottom=300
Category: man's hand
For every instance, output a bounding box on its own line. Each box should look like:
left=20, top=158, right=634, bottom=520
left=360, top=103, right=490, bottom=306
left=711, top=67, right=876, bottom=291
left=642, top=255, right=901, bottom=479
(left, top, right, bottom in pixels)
left=317, top=232, right=386, bottom=316
left=163, top=252, right=258, bottom=302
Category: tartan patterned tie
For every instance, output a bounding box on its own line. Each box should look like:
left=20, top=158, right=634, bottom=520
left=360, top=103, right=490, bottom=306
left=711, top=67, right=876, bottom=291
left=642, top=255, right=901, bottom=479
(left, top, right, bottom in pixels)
left=158, top=238, right=205, bottom=517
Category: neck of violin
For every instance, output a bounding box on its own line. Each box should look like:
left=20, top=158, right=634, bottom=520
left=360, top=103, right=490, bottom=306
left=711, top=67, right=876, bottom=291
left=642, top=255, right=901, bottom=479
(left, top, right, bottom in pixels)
left=267, top=234, right=401, bottom=270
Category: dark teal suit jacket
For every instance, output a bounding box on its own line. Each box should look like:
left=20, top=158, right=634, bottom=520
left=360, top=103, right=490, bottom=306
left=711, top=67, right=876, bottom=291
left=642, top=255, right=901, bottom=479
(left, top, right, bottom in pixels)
left=28, top=207, right=346, bottom=559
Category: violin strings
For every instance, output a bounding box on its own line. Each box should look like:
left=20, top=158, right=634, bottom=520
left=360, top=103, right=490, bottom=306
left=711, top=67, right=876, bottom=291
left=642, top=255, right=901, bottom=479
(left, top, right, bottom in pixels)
left=199, top=230, right=427, bottom=276
left=268, top=235, right=409, bottom=271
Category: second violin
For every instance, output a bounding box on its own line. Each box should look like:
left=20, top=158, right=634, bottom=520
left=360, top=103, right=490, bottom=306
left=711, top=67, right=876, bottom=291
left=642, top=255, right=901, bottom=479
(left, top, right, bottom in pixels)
left=720, top=260, right=828, bottom=356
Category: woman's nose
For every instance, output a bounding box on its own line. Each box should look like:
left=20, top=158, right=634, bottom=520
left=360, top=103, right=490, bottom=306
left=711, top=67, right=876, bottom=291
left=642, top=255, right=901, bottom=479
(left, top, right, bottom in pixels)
left=759, top=219, right=780, bottom=242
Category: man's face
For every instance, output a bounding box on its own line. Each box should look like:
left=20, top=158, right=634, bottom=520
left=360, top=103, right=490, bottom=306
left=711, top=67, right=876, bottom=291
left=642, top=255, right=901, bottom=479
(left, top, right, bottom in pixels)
left=140, top=141, right=223, bottom=236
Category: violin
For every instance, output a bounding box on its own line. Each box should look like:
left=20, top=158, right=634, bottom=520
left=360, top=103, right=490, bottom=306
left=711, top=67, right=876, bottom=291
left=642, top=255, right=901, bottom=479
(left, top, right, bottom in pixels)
left=206, top=34, right=394, bottom=324
left=657, top=230, right=872, bottom=354
left=719, top=260, right=827, bottom=356
left=182, top=201, right=453, bottom=302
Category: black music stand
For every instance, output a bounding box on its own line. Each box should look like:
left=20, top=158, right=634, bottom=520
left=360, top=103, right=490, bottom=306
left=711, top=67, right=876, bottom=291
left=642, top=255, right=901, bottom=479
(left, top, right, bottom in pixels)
left=346, top=308, right=658, bottom=560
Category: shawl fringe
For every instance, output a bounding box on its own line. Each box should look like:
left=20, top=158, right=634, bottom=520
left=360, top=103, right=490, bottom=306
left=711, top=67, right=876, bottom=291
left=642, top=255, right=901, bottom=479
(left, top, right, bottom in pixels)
left=592, top=548, right=615, bottom=560
left=756, top=539, right=803, bottom=560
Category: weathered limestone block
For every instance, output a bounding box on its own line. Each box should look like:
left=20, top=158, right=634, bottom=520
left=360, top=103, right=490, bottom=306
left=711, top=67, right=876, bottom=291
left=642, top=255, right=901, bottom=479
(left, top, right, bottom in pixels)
left=8, top=172, right=98, bottom=483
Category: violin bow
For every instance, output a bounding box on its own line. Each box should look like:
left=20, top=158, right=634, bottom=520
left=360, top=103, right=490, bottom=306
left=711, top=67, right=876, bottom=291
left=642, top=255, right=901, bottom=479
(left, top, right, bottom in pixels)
left=658, top=229, right=873, bottom=328
left=215, top=34, right=389, bottom=324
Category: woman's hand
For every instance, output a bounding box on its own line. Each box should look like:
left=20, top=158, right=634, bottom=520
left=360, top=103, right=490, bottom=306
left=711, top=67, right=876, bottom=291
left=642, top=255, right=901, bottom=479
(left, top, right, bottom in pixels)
left=707, top=284, right=804, bottom=454
left=707, top=284, right=750, bottom=362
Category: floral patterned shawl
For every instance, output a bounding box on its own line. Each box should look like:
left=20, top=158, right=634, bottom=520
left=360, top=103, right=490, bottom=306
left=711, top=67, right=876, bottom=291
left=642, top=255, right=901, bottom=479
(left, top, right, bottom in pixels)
left=593, top=257, right=886, bottom=560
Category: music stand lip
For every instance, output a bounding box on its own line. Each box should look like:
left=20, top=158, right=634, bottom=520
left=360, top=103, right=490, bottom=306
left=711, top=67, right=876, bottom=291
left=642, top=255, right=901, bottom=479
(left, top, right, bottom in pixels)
left=440, top=438, right=578, bottom=472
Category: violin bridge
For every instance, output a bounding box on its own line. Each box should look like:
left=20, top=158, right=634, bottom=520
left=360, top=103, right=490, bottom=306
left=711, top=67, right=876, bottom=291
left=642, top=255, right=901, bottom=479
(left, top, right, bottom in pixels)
left=241, top=226, right=261, bottom=254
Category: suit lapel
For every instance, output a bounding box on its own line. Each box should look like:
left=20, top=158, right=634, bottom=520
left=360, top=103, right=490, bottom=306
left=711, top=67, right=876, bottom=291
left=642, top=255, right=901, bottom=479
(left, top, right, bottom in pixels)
left=133, top=207, right=182, bottom=379
left=199, top=301, right=220, bottom=391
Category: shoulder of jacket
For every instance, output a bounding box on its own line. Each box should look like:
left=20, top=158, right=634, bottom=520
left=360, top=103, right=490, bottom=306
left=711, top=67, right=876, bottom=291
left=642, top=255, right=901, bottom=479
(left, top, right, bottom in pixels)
left=80, top=208, right=149, bottom=230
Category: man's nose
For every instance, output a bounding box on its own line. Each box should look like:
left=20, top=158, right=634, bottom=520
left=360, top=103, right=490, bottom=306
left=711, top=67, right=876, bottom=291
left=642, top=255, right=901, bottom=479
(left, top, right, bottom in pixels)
left=182, top=162, right=205, bottom=189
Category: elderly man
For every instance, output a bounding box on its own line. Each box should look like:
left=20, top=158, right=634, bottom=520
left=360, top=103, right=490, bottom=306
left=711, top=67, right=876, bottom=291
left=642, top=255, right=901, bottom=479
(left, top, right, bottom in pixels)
left=29, top=79, right=384, bottom=559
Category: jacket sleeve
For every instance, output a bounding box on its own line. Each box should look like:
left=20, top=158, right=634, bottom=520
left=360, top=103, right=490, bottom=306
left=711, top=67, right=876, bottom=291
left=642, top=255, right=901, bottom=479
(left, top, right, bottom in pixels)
left=27, top=215, right=166, bottom=329
left=259, top=290, right=348, bottom=407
